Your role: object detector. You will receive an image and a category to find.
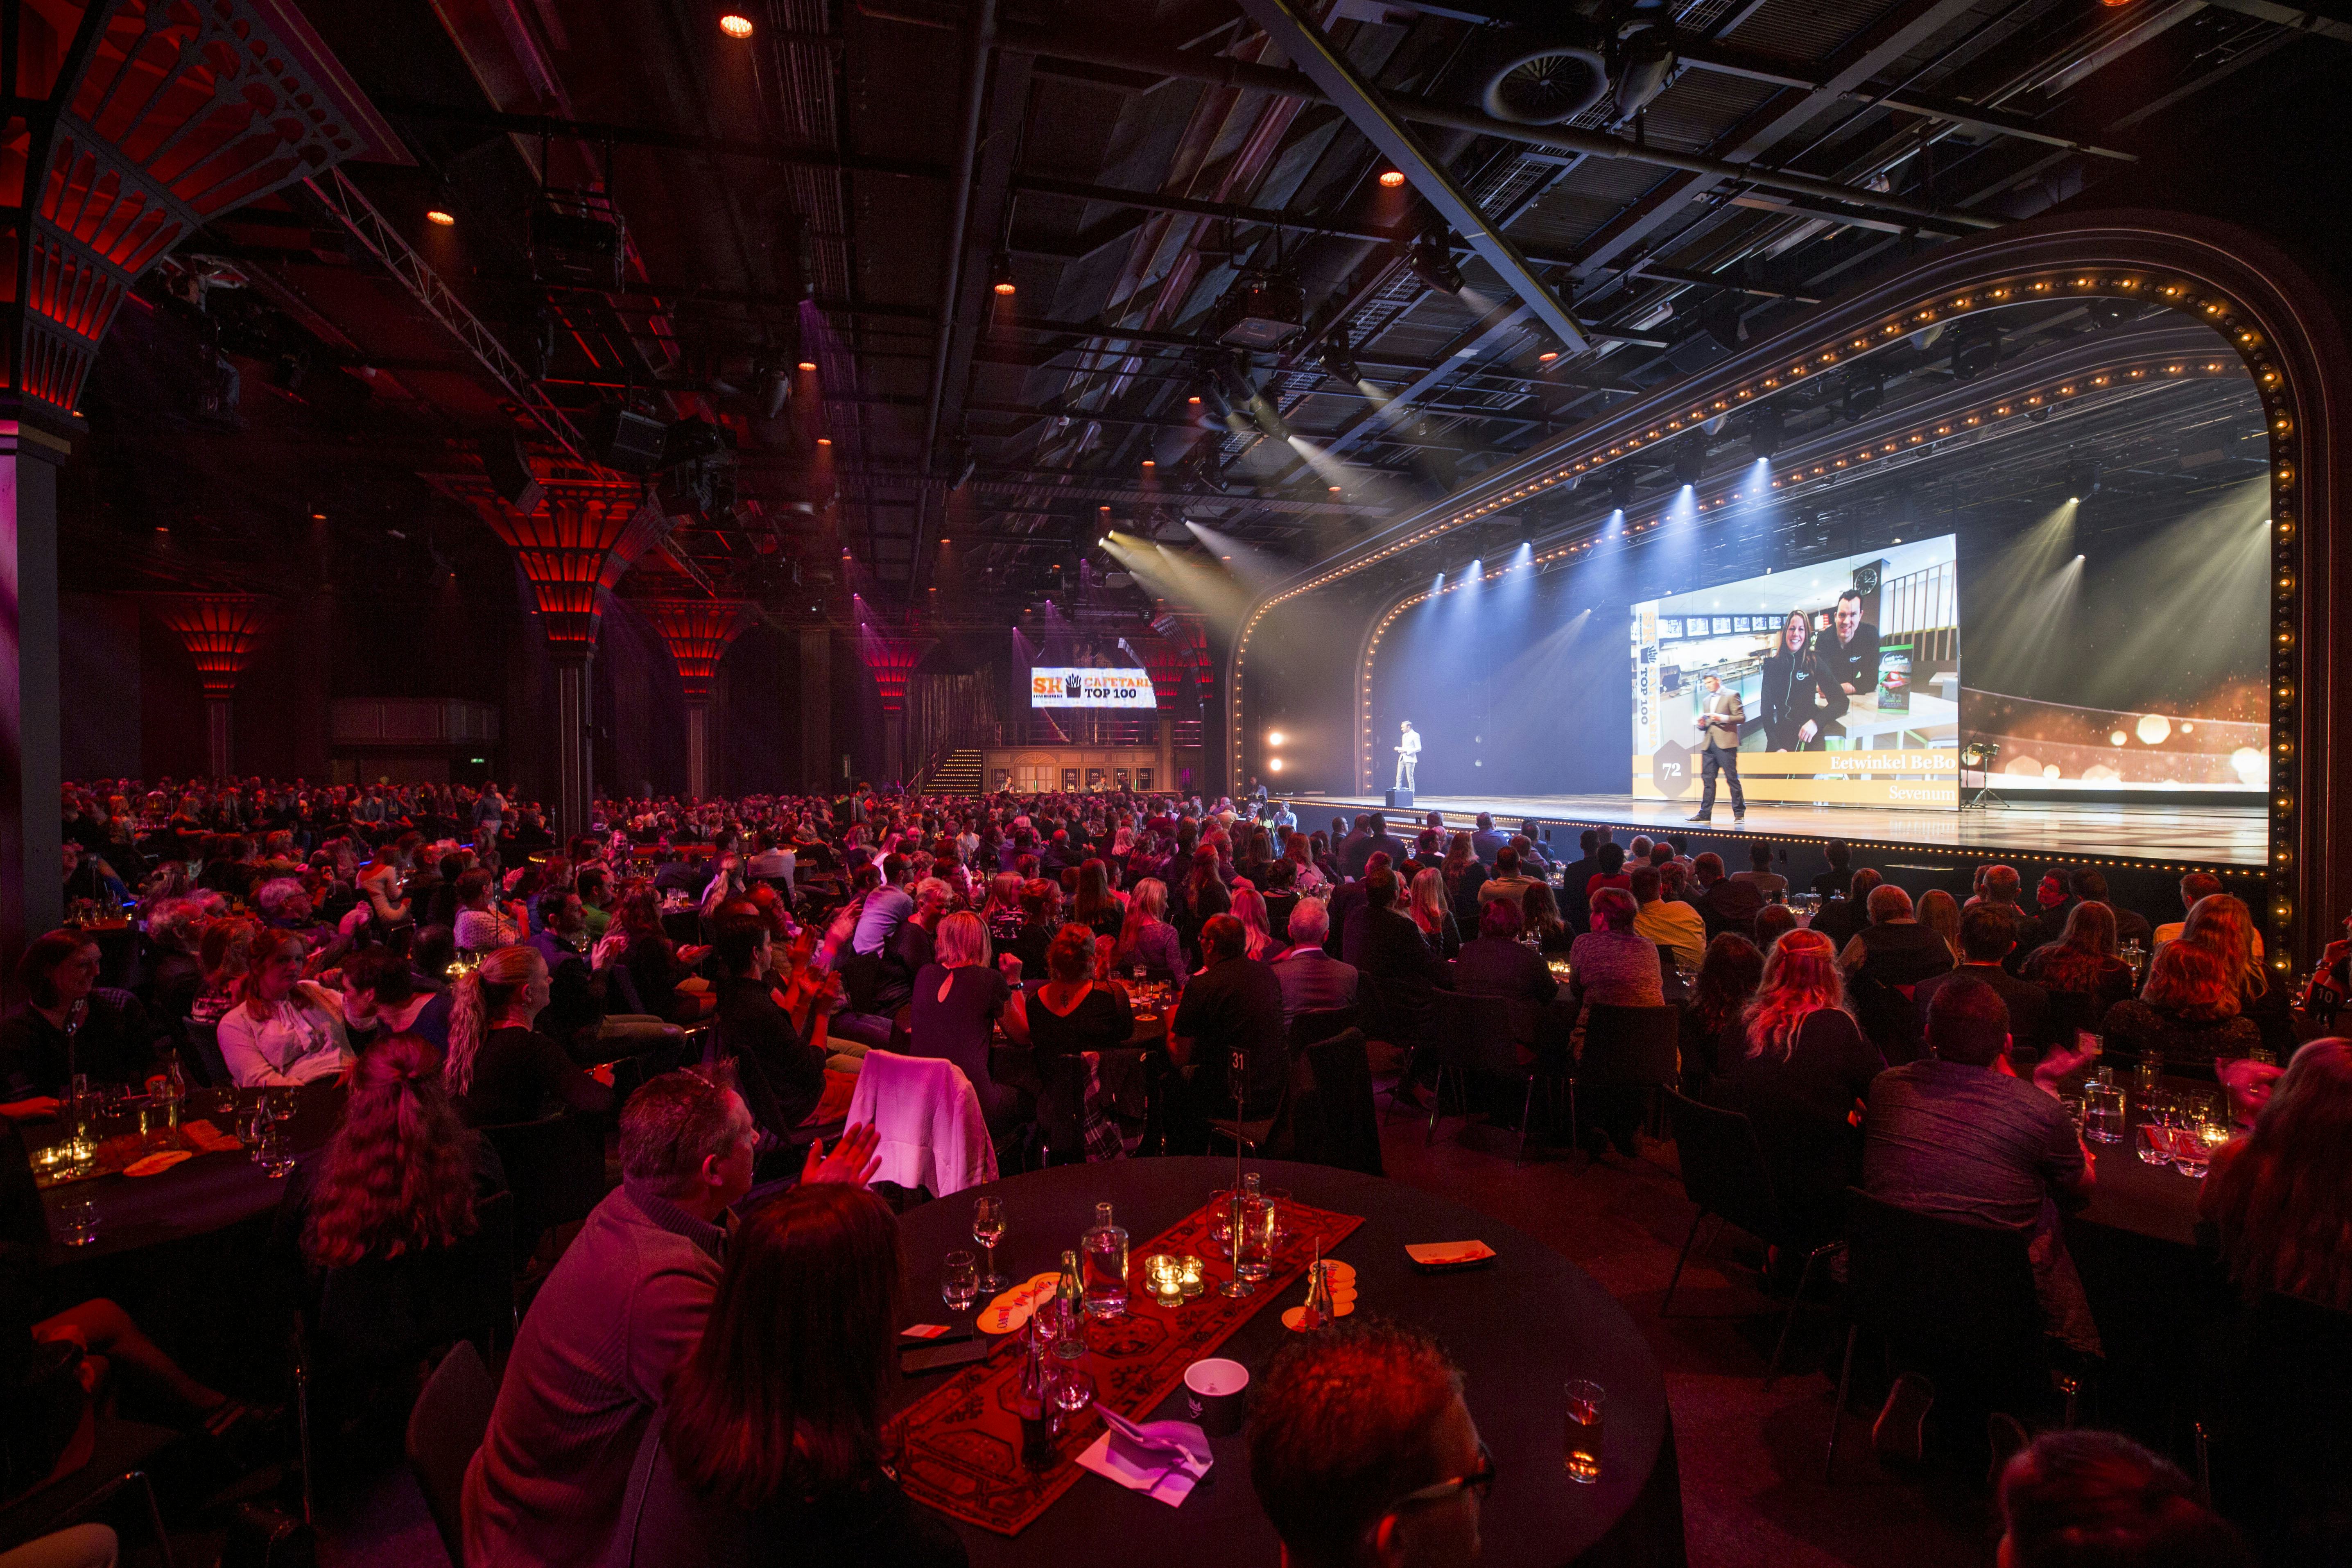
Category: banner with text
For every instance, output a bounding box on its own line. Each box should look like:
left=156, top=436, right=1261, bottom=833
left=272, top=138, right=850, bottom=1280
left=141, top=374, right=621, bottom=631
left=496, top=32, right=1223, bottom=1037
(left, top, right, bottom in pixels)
left=1029, top=667, right=1159, bottom=708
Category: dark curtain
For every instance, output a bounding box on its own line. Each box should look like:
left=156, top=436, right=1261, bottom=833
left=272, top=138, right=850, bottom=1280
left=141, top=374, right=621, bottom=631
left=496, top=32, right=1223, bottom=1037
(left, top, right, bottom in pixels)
left=909, top=669, right=1006, bottom=763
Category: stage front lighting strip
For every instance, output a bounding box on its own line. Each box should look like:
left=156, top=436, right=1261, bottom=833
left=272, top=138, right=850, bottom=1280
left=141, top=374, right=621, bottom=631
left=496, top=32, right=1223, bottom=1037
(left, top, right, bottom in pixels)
left=1228, top=260, right=2307, bottom=959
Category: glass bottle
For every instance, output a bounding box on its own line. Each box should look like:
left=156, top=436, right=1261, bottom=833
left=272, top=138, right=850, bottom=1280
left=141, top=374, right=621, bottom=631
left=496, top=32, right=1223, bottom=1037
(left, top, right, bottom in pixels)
left=1302, top=1259, right=1333, bottom=1330
left=1014, top=1318, right=1058, bottom=1467
left=161, top=1050, right=187, bottom=1132
left=1081, top=1202, right=1130, bottom=1319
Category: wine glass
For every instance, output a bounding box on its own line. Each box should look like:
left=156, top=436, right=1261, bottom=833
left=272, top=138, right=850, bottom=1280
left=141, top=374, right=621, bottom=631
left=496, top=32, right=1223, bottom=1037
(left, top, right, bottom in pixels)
left=972, top=1196, right=1009, bottom=1293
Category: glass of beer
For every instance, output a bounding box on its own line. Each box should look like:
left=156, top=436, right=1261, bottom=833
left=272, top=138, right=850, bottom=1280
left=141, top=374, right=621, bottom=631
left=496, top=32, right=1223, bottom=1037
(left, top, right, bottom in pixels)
left=1564, top=1379, right=1606, bottom=1484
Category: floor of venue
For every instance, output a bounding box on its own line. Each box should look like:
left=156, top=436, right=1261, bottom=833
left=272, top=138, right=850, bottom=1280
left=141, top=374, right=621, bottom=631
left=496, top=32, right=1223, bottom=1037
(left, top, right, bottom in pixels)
left=287, top=1113, right=1992, bottom=1568
left=1294, top=792, right=2267, bottom=870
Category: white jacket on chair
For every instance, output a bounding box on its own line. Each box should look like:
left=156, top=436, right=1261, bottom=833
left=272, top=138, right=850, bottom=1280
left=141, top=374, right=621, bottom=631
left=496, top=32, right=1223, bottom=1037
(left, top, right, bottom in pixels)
left=844, top=1048, right=1000, bottom=1198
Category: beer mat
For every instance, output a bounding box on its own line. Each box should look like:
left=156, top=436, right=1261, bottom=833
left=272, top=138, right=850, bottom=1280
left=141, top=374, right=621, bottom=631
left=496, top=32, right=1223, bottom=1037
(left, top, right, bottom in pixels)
left=886, top=1195, right=1363, bottom=1536
left=1404, top=1240, right=1496, bottom=1268
left=124, top=1149, right=196, bottom=1178
left=179, top=1120, right=245, bottom=1154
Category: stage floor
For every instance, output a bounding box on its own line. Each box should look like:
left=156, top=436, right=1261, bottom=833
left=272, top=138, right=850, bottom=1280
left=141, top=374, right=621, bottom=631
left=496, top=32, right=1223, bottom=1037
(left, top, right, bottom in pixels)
left=1288, top=792, right=2266, bottom=869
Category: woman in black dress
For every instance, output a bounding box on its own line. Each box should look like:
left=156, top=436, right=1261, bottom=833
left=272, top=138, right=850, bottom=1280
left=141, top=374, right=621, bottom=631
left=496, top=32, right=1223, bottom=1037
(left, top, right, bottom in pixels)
left=906, top=912, right=1025, bottom=1135
left=1008, top=924, right=1135, bottom=1060
left=1761, top=608, right=1824, bottom=752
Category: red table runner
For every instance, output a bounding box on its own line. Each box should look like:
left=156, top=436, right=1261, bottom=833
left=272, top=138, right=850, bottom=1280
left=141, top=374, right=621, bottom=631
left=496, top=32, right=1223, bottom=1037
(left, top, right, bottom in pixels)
left=887, top=1192, right=1364, bottom=1535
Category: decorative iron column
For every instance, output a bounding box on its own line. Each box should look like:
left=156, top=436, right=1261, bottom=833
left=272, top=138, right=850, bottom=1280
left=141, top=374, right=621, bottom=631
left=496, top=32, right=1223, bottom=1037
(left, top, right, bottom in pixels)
left=147, top=594, right=273, bottom=776
left=636, top=597, right=758, bottom=801
left=0, top=0, right=398, bottom=992
left=855, top=630, right=934, bottom=788
left=430, top=473, right=665, bottom=839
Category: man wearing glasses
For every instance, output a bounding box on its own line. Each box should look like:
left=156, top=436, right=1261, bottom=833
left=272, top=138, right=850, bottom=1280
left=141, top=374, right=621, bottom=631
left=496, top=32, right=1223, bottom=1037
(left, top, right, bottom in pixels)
left=1249, top=1320, right=1490, bottom=1567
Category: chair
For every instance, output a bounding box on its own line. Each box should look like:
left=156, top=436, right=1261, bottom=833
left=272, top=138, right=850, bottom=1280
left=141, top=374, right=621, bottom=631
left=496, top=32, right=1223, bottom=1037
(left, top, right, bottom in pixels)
left=480, top=1112, right=609, bottom=1265
left=404, top=1342, right=496, bottom=1568
left=1284, top=1028, right=1382, bottom=1175
left=1661, top=1091, right=1843, bottom=1386
left=2198, top=1291, right=2352, bottom=1565
left=1359, top=974, right=1429, bottom=1121
left=1824, top=1187, right=2059, bottom=1480
left=0, top=1421, right=180, bottom=1568
left=1423, top=988, right=1543, bottom=1165
left=182, top=1016, right=230, bottom=1088
left=1572, top=1004, right=1681, bottom=1151
left=844, top=1050, right=998, bottom=1198
left=1289, top=1005, right=1360, bottom=1052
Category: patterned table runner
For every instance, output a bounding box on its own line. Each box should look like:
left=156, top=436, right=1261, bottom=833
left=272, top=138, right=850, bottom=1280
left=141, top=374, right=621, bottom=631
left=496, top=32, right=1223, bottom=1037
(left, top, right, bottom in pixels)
left=887, top=1192, right=1364, bottom=1535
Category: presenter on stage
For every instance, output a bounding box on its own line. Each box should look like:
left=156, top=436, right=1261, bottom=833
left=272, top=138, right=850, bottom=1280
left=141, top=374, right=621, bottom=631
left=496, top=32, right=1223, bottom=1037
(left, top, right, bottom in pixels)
left=1762, top=609, right=1824, bottom=751
left=1813, top=588, right=1881, bottom=742
left=1394, top=719, right=1422, bottom=791
left=1688, top=673, right=1746, bottom=822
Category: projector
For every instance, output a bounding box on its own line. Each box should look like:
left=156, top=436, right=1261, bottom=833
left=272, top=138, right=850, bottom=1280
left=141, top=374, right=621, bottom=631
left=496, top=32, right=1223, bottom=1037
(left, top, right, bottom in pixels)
left=1211, top=273, right=1304, bottom=349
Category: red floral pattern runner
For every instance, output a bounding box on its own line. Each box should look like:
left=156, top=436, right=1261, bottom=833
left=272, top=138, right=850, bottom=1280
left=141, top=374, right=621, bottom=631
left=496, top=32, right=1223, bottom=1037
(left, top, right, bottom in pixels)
left=887, top=1194, right=1364, bottom=1535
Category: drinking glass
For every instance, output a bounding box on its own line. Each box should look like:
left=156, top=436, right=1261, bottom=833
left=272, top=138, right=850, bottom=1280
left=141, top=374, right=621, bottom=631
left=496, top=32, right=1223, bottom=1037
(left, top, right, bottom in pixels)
left=2136, top=1122, right=2174, bottom=1167
left=2083, top=1085, right=2126, bottom=1145
left=1236, top=1193, right=1276, bottom=1284
left=243, top=1095, right=275, bottom=1162
left=1564, top=1380, right=1606, bottom=1484
left=972, top=1196, right=1009, bottom=1292
left=942, top=1251, right=979, bottom=1312
left=2133, top=1057, right=2163, bottom=1096
left=56, top=1197, right=100, bottom=1247
left=1220, top=1190, right=1260, bottom=1298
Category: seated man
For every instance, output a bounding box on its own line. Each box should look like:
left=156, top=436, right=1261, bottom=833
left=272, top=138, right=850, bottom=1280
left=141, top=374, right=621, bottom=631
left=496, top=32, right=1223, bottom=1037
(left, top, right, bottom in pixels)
left=1629, top=864, right=1706, bottom=973
left=1249, top=1319, right=1488, bottom=1568
left=1913, top=904, right=2051, bottom=1060
left=1473, top=846, right=1538, bottom=912
left=464, top=1072, right=875, bottom=1568
left=1840, top=883, right=1956, bottom=988
left=713, top=911, right=832, bottom=1150
left=1171, top=914, right=1290, bottom=1132
left=1270, top=897, right=1357, bottom=1023
left=1861, top=976, right=2100, bottom=1457
left=1694, top=851, right=1762, bottom=936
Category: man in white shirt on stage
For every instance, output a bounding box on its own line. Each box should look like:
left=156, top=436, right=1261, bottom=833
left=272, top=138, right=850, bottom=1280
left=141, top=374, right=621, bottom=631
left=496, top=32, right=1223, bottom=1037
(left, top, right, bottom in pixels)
left=1689, top=673, right=1747, bottom=823
left=1394, top=719, right=1421, bottom=792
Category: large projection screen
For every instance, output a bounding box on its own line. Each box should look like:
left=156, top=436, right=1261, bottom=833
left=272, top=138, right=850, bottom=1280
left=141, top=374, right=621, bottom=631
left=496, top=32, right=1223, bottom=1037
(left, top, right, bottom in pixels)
left=1631, top=536, right=1960, bottom=810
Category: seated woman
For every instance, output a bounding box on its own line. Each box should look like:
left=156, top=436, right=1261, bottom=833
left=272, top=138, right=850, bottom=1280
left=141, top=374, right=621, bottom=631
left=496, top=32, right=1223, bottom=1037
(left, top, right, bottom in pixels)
left=337, top=946, right=453, bottom=1053
left=2020, top=900, right=2135, bottom=1014
left=1451, top=898, right=1558, bottom=1062
left=445, top=946, right=613, bottom=1127
left=2100, top=940, right=2261, bottom=1072
left=907, top=912, right=1025, bottom=1137
left=2180, top=891, right=2295, bottom=1059
left=1520, top=881, right=1572, bottom=956
left=217, top=931, right=351, bottom=1087
left=1071, top=858, right=1126, bottom=940
left=1704, top=928, right=1883, bottom=1245
left=1406, top=867, right=1463, bottom=961
left=2203, top=1037, right=2352, bottom=1308
left=1566, top=887, right=1665, bottom=1025
left=979, top=871, right=1026, bottom=946
left=142, top=896, right=209, bottom=1027
left=451, top=869, right=524, bottom=956
left=609, top=1183, right=966, bottom=1568
left=1679, top=932, right=1765, bottom=1092
left=1110, top=878, right=1184, bottom=989
left=1229, top=886, right=1278, bottom=962
left=0, top=930, right=157, bottom=1109
left=1006, top=924, right=1135, bottom=1061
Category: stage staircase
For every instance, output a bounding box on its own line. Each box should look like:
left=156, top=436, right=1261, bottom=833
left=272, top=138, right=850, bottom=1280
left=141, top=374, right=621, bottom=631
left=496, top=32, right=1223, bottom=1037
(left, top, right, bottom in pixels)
left=918, top=749, right=984, bottom=796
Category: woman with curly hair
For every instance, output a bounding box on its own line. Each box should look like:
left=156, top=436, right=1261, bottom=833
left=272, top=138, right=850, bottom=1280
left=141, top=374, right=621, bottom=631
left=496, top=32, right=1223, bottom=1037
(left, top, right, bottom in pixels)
left=1705, top=928, right=1882, bottom=1243
left=2099, top=939, right=2261, bottom=1072
left=289, top=1033, right=503, bottom=1271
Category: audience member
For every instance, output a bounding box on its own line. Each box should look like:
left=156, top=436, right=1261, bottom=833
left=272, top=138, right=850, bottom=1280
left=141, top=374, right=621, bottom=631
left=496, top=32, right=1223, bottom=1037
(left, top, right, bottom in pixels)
left=1, top=930, right=156, bottom=1104
left=1915, top=888, right=1962, bottom=967
left=1732, top=842, right=1787, bottom=902
left=218, top=930, right=350, bottom=1086
left=1473, top=846, right=1538, bottom=913
left=2203, top=1036, right=2352, bottom=1308
left=1170, top=914, right=1288, bottom=1129
left=1996, top=1430, right=2252, bottom=1568
left=714, top=911, right=830, bottom=1150
left=1813, top=866, right=1880, bottom=948
left=2019, top=902, right=2136, bottom=1016
left=1915, top=905, right=2053, bottom=1061
left=1753, top=903, right=1798, bottom=953
left=1406, top=867, right=1463, bottom=960
left=907, top=911, right=1022, bottom=1135
left=2099, top=941, right=2260, bottom=1071
left=1630, top=864, right=1705, bottom=972
left=1840, top=884, right=1956, bottom=989
left=1680, top=932, right=1763, bottom=1088
left=1451, top=899, right=1557, bottom=1058
left=446, top=945, right=613, bottom=1126
left=1269, top=898, right=1357, bottom=1023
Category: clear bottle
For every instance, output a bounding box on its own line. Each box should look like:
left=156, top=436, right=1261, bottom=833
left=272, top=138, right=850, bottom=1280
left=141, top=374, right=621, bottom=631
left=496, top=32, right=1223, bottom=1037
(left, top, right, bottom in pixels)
left=161, top=1050, right=188, bottom=1132
left=1301, top=1258, right=1333, bottom=1330
left=1081, top=1201, right=1130, bottom=1319
left=1014, top=1318, right=1058, bottom=1467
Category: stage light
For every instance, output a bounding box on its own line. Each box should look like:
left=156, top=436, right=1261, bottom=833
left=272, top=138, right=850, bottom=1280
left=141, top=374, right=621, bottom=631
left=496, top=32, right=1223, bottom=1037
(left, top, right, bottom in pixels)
left=1670, top=438, right=1706, bottom=488
left=1407, top=230, right=1464, bottom=294
left=1318, top=327, right=1362, bottom=386
left=1747, top=407, right=1783, bottom=459
left=1949, top=322, right=1999, bottom=381
left=797, top=359, right=817, bottom=372
left=1839, top=371, right=1883, bottom=422
left=1269, top=757, right=1285, bottom=772
left=1537, top=349, right=1559, bottom=362
left=1267, top=730, right=1285, bottom=746
left=1378, top=168, right=1407, bottom=188
left=988, top=252, right=1017, bottom=296
left=425, top=207, right=456, bottom=227
left=719, top=12, right=754, bottom=38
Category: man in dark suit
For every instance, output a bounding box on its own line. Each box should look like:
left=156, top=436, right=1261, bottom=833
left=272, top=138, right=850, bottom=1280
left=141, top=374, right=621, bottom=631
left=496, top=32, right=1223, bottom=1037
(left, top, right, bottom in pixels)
left=1171, top=914, right=1290, bottom=1128
left=1333, top=812, right=1373, bottom=878
left=2074, top=869, right=2153, bottom=948
left=1913, top=904, right=2052, bottom=1059
left=1554, top=829, right=1603, bottom=932
left=1469, top=812, right=1509, bottom=866
left=1813, top=588, right=1882, bottom=741
left=1343, top=813, right=1409, bottom=880
left=1350, top=867, right=1454, bottom=1022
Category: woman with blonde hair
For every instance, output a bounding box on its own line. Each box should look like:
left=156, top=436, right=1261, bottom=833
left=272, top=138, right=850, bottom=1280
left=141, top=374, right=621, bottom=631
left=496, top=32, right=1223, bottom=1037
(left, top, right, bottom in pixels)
left=907, top=910, right=1024, bottom=1134
left=1407, top=866, right=1462, bottom=959
left=1113, top=877, right=1184, bottom=988
left=1281, top=830, right=1326, bottom=894
left=218, top=930, right=351, bottom=1086
left=979, top=870, right=1026, bottom=943
left=2180, top=890, right=2296, bottom=1055
left=1707, top=928, right=1882, bottom=1242
left=443, top=944, right=612, bottom=1125
left=2101, top=938, right=2261, bottom=1070
left=1228, top=885, right=1275, bottom=961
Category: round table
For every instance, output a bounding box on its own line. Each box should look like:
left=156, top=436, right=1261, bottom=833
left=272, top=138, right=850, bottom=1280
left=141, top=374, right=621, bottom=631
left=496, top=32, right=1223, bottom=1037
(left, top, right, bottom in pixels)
left=893, top=1158, right=1684, bottom=1568
left=2066, top=1081, right=2231, bottom=1371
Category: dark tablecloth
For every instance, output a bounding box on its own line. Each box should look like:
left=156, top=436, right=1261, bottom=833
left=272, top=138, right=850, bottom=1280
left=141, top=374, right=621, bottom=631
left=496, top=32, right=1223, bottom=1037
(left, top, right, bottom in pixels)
left=893, top=1157, right=1685, bottom=1568
left=2065, top=1083, right=2231, bottom=1371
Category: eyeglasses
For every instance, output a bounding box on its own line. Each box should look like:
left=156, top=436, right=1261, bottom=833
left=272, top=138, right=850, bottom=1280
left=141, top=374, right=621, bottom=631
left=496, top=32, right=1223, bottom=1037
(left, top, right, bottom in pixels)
left=1382, top=1443, right=1495, bottom=1518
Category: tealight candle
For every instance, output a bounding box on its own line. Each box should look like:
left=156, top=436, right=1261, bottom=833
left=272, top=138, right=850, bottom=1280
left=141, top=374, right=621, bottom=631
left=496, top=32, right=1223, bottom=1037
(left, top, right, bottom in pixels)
left=1143, top=1253, right=1183, bottom=1305
left=1178, top=1254, right=1205, bottom=1298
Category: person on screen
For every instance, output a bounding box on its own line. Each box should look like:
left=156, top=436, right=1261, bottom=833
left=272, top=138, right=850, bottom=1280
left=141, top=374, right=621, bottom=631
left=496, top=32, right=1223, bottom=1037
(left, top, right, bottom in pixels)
left=1687, top=673, right=1746, bottom=823
left=1813, top=590, right=1881, bottom=742
left=1761, top=609, right=1824, bottom=751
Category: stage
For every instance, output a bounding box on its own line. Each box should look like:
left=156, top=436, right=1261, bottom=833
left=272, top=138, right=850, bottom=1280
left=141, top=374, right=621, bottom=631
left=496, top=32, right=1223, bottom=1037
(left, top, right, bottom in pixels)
left=1285, top=792, right=2266, bottom=871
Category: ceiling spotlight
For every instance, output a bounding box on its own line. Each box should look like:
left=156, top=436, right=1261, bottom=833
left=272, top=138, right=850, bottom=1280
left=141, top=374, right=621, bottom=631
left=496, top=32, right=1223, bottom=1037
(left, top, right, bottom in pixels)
left=797, top=359, right=817, bottom=372
left=1537, top=349, right=1559, bottom=363
left=1318, top=326, right=1361, bottom=386
left=425, top=207, right=455, bottom=227
left=1839, top=371, right=1884, bottom=423
left=1378, top=168, right=1406, bottom=188
left=1670, top=437, right=1707, bottom=488
left=1747, top=405, right=1784, bottom=459
left=816, top=436, right=832, bottom=446
left=1949, top=321, right=2000, bottom=382
left=1406, top=230, right=1464, bottom=294
left=1328, top=484, right=1342, bottom=493
left=719, top=12, right=754, bottom=38
left=988, top=251, right=1017, bottom=296
left=1187, top=394, right=1201, bottom=405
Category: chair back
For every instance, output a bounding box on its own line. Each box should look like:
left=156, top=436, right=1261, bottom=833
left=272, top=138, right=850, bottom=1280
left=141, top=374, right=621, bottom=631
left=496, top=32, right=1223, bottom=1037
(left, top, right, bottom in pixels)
left=1581, top=1003, right=1680, bottom=1088
left=1664, top=1090, right=1787, bottom=1243
left=481, top=1113, right=608, bottom=1263
left=1289, top=1005, right=1360, bottom=1052
left=1427, top=989, right=1524, bottom=1076
left=1286, top=1028, right=1382, bottom=1176
left=183, top=1016, right=230, bottom=1087
left=1842, top=1187, right=2043, bottom=1401
left=1358, top=973, right=1427, bottom=1054
left=405, top=1341, right=496, bottom=1567
left=835, top=949, right=884, bottom=1015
